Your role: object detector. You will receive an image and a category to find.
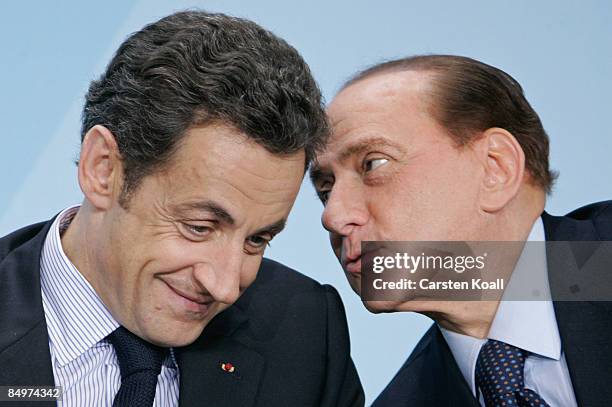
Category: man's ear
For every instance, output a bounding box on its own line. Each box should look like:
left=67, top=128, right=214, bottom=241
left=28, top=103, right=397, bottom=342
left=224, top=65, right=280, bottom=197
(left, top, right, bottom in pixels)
left=78, top=125, right=123, bottom=210
left=476, top=127, right=525, bottom=212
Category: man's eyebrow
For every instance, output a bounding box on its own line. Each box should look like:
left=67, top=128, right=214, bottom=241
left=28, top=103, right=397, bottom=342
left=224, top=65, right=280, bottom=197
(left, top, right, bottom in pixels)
left=174, top=201, right=235, bottom=225
left=337, top=137, right=401, bottom=162
left=252, top=218, right=287, bottom=236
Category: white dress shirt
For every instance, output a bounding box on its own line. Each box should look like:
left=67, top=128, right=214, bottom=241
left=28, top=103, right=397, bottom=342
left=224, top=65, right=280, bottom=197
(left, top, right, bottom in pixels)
left=439, top=218, right=578, bottom=407
left=40, top=206, right=180, bottom=406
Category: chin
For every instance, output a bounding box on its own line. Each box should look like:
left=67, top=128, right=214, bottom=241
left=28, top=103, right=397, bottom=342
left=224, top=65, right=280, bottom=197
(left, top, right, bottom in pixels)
left=362, top=300, right=405, bottom=314
left=362, top=298, right=441, bottom=315
left=393, top=299, right=444, bottom=315
left=142, top=317, right=212, bottom=348
left=152, top=326, right=206, bottom=347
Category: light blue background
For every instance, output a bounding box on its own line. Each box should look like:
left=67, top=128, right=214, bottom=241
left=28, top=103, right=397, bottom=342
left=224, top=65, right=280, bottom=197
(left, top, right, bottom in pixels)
left=1, top=1, right=610, bottom=403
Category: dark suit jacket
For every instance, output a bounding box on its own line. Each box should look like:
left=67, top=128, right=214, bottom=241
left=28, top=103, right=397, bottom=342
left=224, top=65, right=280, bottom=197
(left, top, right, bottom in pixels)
left=0, top=218, right=365, bottom=407
left=373, top=201, right=612, bottom=407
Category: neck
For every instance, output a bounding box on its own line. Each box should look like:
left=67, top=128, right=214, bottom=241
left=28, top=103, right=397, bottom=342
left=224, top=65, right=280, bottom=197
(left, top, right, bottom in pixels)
left=429, top=301, right=500, bottom=338
left=428, top=188, right=546, bottom=338
left=60, top=202, right=103, bottom=291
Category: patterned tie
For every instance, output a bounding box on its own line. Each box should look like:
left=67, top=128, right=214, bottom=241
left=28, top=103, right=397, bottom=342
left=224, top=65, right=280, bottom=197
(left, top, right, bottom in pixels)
left=107, top=326, right=166, bottom=407
left=475, top=339, right=551, bottom=407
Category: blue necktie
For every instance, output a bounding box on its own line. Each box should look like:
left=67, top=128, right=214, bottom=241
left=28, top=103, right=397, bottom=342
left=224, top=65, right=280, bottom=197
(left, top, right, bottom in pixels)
left=475, top=339, right=550, bottom=407
left=108, top=326, right=166, bottom=407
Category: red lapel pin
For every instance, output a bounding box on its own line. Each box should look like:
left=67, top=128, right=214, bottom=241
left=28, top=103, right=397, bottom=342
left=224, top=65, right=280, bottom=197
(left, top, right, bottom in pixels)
left=221, top=362, right=236, bottom=373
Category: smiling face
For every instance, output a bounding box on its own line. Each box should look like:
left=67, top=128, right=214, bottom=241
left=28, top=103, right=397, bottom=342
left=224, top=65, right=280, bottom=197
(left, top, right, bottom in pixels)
left=312, top=71, right=488, bottom=312
left=89, top=123, right=305, bottom=346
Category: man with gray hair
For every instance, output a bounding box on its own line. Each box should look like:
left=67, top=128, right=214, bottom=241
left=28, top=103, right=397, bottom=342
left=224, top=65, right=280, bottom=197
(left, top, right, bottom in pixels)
left=312, top=54, right=611, bottom=406
left=0, top=11, right=364, bottom=407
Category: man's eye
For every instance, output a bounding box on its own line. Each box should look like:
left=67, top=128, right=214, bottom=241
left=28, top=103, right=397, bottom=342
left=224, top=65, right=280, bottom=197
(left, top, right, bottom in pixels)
left=181, top=223, right=213, bottom=240
left=317, top=189, right=331, bottom=205
left=189, top=225, right=210, bottom=234
left=364, top=157, right=388, bottom=173
left=245, top=234, right=272, bottom=254
left=247, top=235, right=271, bottom=248
left=315, top=180, right=333, bottom=205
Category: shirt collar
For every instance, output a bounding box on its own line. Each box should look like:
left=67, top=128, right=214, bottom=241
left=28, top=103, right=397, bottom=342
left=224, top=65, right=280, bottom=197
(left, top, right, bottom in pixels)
left=440, top=217, right=561, bottom=395
left=40, top=205, right=120, bottom=366
left=489, top=217, right=561, bottom=360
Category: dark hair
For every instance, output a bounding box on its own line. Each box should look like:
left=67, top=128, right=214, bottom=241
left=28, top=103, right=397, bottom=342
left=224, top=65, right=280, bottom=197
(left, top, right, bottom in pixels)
left=82, top=10, right=327, bottom=204
left=343, top=55, right=557, bottom=193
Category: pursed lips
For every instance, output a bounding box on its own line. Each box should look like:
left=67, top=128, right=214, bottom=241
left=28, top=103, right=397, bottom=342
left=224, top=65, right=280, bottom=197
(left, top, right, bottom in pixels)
left=342, top=242, right=385, bottom=276
left=341, top=239, right=363, bottom=275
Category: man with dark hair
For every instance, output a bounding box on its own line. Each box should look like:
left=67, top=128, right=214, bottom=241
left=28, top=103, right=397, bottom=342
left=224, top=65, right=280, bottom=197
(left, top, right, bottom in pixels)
left=0, top=11, right=364, bottom=407
left=312, top=54, right=611, bottom=406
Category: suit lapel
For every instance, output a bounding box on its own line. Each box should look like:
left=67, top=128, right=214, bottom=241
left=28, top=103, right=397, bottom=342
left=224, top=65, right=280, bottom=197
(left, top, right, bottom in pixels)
left=402, top=326, right=479, bottom=407
left=177, top=305, right=264, bottom=407
left=0, top=320, right=55, bottom=388
left=552, top=300, right=612, bottom=406
left=0, top=220, right=55, bottom=390
left=542, top=212, right=612, bottom=407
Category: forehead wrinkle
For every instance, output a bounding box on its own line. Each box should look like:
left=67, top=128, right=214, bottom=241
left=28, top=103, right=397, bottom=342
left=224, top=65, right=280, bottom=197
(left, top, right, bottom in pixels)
left=222, top=171, right=298, bottom=208
left=180, top=149, right=299, bottom=207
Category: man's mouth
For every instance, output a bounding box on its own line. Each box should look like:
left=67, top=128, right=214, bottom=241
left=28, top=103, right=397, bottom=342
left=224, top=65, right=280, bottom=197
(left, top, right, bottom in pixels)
left=161, top=279, right=215, bottom=315
left=342, top=254, right=362, bottom=275
left=342, top=244, right=388, bottom=276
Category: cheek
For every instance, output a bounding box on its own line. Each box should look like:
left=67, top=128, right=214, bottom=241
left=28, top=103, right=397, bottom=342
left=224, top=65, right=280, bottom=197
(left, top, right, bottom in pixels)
left=370, top=163, right=479, bottom=240
left=349, top=271, right=361, bottom=288
left=240, top=257, right=263, bottom=289
left=145, top=238, right=219, bottom=273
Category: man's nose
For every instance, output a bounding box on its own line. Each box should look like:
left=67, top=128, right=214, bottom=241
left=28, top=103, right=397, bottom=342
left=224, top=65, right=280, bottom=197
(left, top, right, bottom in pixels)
left=321, top=181, right=368, bottom=236
left=193, top=246, right=243, bottom=305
